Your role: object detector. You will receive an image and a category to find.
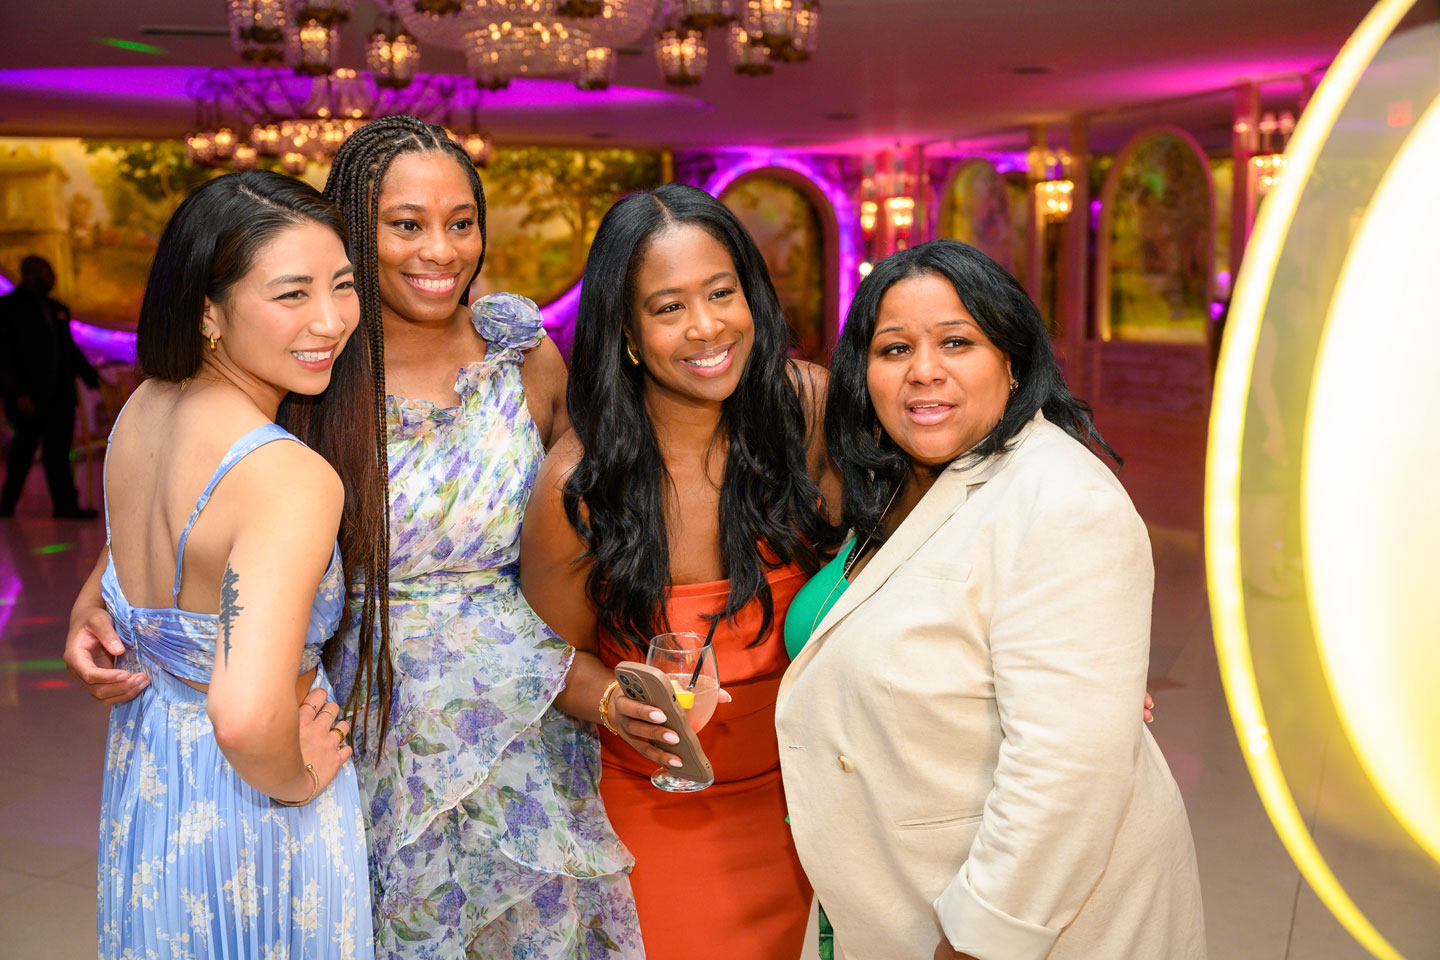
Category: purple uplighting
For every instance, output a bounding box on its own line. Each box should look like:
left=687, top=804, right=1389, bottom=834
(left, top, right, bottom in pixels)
left=0, top=66, right=705, bottom=112
left=70, top=320, right=137, bottom=366
left=702, top=151, right=860, bottom=332
left=538, top=282, right=582, bottom=358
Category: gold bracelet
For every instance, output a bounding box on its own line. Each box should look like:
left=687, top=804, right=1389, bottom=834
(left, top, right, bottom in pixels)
left=273, top=763, right=319, bottom=807
left=597, top=680, right=622, bottom=736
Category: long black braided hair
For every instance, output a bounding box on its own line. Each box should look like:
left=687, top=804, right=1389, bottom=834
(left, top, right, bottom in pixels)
left=320, top=115, right=489, bottom=750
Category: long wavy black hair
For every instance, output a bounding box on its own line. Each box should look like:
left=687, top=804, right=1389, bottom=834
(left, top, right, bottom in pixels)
left=319, top=115, right=489, bottom=748
left=827, top=238, right=1117, bottom=546
left=564, top=183, right=831, bottom=652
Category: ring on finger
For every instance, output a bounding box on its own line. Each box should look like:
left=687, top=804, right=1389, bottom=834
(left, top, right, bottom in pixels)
left=316, top=706, right=339, bottom=722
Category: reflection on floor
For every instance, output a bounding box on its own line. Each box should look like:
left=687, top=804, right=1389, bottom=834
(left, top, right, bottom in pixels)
left=0, top=455, right=1436, bottom=958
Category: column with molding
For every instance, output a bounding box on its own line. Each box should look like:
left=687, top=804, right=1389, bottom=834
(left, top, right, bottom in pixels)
left=1056, top=115, right=1091, bottom=395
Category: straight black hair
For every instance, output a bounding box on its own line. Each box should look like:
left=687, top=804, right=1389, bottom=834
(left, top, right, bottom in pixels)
left=136, top=169, right=381, bottom=684
left=564, top=183, right=831, bottom=652
left=321, top=115, right=488, bottom=749
left=138, top=170, right=345, bottom=381
left=826, top=238, right=1117, bottom=545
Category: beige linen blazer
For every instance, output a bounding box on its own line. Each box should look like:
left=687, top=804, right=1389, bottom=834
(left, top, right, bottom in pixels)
left=776, top=414, right=1205, bottom=960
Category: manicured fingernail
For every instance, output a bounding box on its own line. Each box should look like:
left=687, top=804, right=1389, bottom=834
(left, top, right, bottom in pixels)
left=649, top=711, right=665, bottom=722
left=668, top=758, right=683, bottom=767
left=662, top=732, right=680, bottom=744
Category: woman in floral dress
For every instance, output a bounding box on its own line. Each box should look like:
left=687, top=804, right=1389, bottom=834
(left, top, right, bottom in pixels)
left=320, top=117, right=640, bottom=959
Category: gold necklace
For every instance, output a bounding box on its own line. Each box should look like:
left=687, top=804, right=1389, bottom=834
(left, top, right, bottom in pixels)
left=179, top=375, right=228, bottom=390
left=808, top=480, right=903, bottom=639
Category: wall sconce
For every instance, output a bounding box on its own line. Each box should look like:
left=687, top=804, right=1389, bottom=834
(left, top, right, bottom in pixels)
left=1038, top=179, right=1074, bottom=220
left=885, top=195, right=915, bottom=230
left=859, top=199, right=878, bottom=236
left=1251, top=154, right=1287, bottom=195
left=230, top=143, right=259, bottom=171
left=281, top=150, right=308, bottom=175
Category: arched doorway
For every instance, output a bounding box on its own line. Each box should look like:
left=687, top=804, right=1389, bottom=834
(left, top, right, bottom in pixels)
left=717, top=168, right=838, bottom=361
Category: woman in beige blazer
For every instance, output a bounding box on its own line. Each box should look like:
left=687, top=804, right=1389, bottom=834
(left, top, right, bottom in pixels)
left=777, top=240, right=1205, bottom=960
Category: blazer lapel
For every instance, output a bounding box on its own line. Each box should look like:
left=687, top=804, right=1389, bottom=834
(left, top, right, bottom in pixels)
left=795, top=414, right=1047, bottom=672
left=801, top=465, right=970, bottom=655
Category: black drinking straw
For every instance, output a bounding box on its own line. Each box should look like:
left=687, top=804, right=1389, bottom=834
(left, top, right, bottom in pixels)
left=687, top=616, right=720, bottom=690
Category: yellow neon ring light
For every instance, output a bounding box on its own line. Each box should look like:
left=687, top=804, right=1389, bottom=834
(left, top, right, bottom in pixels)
left=1204, top=1, right=1417, bottom=958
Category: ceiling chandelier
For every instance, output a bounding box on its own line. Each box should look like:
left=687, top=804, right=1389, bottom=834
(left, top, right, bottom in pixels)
left=196, top=0, right=820, bottom=173
left=659, top=0, right=820, bottom=86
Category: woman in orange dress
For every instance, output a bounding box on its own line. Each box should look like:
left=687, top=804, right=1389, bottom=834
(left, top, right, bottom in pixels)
left=521, top=183, right=837, bottom=959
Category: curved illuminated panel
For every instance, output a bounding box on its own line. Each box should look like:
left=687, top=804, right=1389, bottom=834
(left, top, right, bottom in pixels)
left=1303, top=91, right=1440, bottom=867
left=1206, top=0, right=1440, bottom=957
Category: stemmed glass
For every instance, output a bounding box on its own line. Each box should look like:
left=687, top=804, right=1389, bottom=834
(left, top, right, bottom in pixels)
left=646, top=631, right=719, bottom=792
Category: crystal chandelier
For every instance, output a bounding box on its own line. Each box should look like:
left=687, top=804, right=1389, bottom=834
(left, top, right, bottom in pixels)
left=656, top=27, right=706, bottom=86
left=680, top=0, right=731, bottom=30
left=291, top=0, right=354, bottom=23
left=288, top=17, right=341, bottom=75
left=227, top=0, right=288, bottom=63
left=367, top=14, right=420, bottom=88
left=727, top=22, right=770, bottom=76
left=577, top=45, right=616, bottom=90
left=199, top=0, right=819, bottom=176
left=737, top=0, right=819, bottom=62
left=659, top=0, right=818, bottom=84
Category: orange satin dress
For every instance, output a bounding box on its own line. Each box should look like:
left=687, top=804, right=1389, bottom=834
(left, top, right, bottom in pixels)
left=597, top=565, right=813, bottom=960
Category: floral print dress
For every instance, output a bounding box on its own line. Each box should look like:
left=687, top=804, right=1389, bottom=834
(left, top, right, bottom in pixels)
left=98, top=423, right=373, bottom=960
left=333, top=294, right=641, bottom=959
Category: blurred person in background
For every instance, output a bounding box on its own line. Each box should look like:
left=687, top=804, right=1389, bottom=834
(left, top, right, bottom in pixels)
left=0, top=254, right=101, bottom=518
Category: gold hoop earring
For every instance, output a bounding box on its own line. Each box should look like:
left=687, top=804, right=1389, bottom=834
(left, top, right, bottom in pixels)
left=625, top=340, right=641, bottom=366
left=209, top=332, right=219, bottom=352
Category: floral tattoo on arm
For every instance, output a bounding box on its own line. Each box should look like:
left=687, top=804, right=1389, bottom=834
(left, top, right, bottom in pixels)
left=219, top=563, right=243, bottom=666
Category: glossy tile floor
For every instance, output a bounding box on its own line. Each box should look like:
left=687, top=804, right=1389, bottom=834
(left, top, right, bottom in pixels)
left=1, top=462, right=1436, bottom=959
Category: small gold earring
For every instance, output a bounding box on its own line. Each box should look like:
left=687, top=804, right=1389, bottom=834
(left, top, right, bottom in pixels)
left=625, top=340, right=641, bottom=366
left=1009, top=378, right=1018, bottom=393
left=209, top=332, right=219, bottom=352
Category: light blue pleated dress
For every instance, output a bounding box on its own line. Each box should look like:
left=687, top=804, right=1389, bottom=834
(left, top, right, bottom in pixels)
left=97, top=421, right=374, bottom=960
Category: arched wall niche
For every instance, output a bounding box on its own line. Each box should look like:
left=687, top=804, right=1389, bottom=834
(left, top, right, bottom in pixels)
left=936, top=159, right=1017, bottom=272
left=702, top=158, right=854, bottom=359
left=1096, top=124, right=1217, bottom=345
left=718, top=167, right=835, bottom=360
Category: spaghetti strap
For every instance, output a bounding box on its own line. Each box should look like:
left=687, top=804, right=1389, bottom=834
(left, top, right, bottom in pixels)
left=171, top=423, right=300, bottom=606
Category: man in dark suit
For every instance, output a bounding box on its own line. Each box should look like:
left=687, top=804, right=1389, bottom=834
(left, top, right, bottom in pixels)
left=0, top=255, right=101, bottom=518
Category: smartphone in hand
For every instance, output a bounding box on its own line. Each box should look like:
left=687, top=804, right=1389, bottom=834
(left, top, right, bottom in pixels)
left=614, top=661, right=714, bottom=785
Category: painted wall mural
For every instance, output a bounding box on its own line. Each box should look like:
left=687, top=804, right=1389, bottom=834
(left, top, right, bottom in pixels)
left=0, top=136, right=663, bottom=333
left=0, top=138, right=210, bottom=329
left=938, top=161, right=1014, bottom=271
left=478, top=146, right=663, bottom=307
left=719, top=174, right=826, bottom=360
left=1104, top=130, right=1213, bottom=343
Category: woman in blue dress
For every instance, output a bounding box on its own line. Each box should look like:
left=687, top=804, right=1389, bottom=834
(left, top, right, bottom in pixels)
left=94, top=171, right=373, bottom=958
